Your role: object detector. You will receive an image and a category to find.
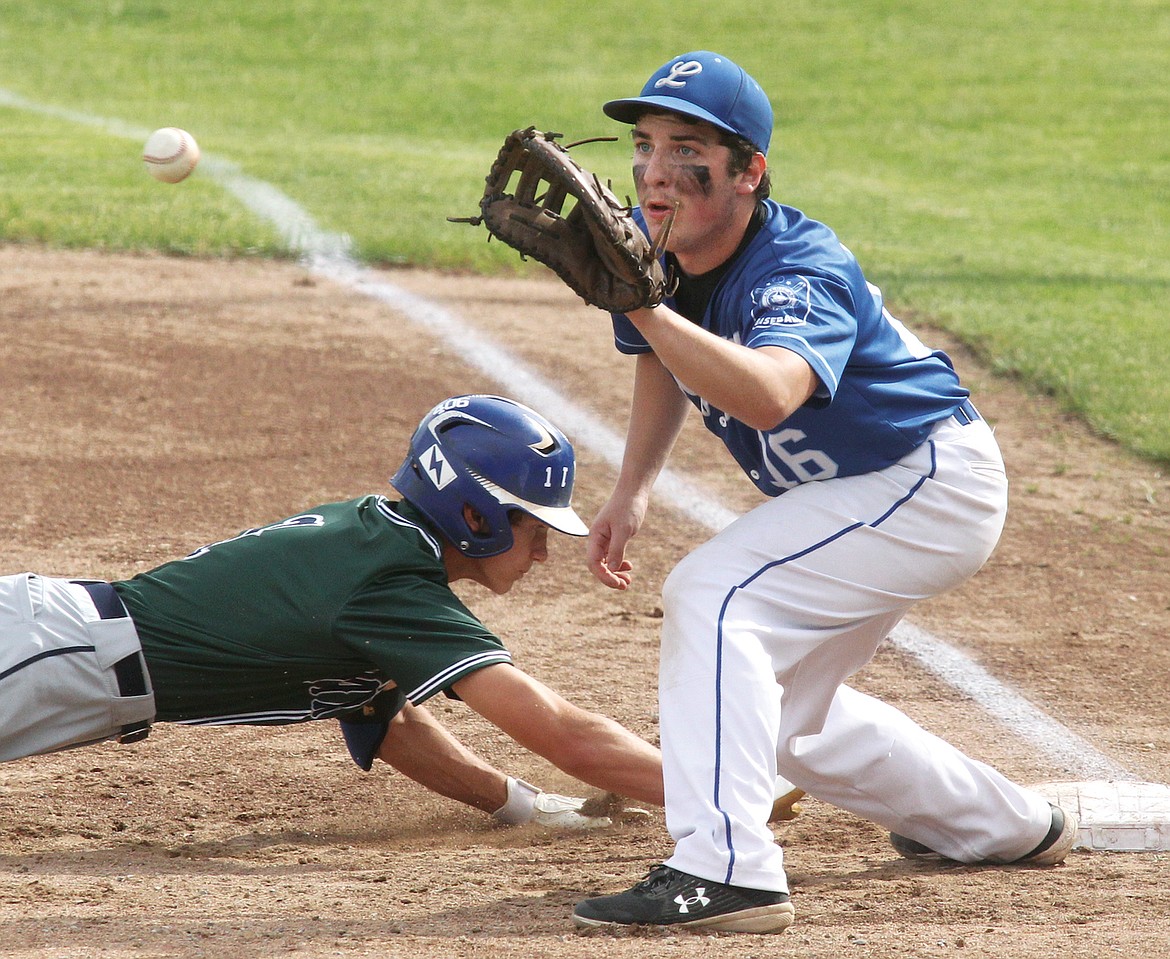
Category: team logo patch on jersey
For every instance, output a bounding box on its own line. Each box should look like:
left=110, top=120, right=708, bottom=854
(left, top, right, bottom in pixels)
left=307, top=672, right=386, bottom=719
left=751, top=277, right=812, bottom=326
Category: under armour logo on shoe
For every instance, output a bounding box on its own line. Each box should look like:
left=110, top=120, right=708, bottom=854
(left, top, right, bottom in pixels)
left=674, top=887, right=710, bottom=914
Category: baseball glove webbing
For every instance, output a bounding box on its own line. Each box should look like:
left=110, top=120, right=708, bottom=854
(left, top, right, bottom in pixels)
left=450, top=127, right=675, bottom=313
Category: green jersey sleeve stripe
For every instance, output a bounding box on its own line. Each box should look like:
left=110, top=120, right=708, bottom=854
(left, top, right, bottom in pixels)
left=406, top=650, right=513, bottom=703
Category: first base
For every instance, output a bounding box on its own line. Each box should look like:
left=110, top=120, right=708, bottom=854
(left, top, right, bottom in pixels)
left=1037, top=780, right=1170, bottom=851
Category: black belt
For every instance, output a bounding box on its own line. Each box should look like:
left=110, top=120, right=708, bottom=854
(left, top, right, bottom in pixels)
left=954, top=399, right=981, bottom=424
left=72, top=580, right=152, bottom=744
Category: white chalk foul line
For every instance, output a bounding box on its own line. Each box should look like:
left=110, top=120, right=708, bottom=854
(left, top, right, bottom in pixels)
left=893, top=623, right=1130, bottom=780
left=1, top=89, right=1136, bottom=782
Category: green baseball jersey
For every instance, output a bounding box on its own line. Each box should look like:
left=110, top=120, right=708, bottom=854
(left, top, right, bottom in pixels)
left=113, top=496, right=511, bottom=725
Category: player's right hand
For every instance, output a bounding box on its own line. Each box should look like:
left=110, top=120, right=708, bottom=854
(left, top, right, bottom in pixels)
left=591, top=553, right=633, bottom=591
left=586, top=502, right=640, bottom=590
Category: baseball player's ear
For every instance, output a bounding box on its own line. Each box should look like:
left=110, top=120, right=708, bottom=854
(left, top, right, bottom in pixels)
left=463, top=504, right=489, bottom=534
left=737, top=153, right=767, bottom=195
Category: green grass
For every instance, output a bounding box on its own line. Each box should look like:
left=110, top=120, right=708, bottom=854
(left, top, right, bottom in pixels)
left=1, top=0, right=1168, bottom=461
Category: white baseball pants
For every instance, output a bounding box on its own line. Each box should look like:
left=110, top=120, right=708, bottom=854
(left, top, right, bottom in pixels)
left=658, top=415, right=1054, bottom=891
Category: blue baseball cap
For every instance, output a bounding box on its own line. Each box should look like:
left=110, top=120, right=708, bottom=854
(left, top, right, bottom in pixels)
left=603, top=51, right=773, bottom=155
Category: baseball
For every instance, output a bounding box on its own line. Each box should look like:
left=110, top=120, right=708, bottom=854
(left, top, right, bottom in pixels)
left=143, top=127, right=200, bottom=183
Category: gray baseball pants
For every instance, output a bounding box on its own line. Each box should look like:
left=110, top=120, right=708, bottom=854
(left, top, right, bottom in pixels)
left=0, top=573, right=155, bottom=761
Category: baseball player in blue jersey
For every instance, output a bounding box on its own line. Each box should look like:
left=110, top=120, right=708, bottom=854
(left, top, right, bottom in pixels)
left=1, top=395, right=663, bottom=831
left=571, top=51, right=1077, bottom=934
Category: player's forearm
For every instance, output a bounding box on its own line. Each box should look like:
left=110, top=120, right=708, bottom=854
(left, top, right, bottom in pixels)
left=501, top=699, right=663, bottom=805
left=554, top=713, right=665, bottom=806
left=455, top=666, right=665, bottom=807
left=613, top=353, right=691, bottom=500
left=626, top=304, right=812, bottom=430
left=376, top=703, right=507, bottom=813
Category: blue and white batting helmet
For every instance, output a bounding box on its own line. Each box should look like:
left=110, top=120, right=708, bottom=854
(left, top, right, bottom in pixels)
left=391, top=395, right=589, bottom=557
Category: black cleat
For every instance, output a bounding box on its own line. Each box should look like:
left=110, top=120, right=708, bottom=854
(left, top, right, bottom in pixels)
left=573, top=864, right=794, bottom=934
left=890, top=803, right=1078, bottom=866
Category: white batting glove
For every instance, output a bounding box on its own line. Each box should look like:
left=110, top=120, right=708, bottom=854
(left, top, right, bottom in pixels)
left=492, top=777, right=646, bottom=829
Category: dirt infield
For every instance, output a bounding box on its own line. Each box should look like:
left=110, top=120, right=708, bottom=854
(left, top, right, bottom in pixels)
left=2, top=246, right=1168, bottom=958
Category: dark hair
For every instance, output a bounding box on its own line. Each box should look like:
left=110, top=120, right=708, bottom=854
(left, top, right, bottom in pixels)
left=634, top=108, right=771, bottom=200
left=721, top=131, right=772, bottom=200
